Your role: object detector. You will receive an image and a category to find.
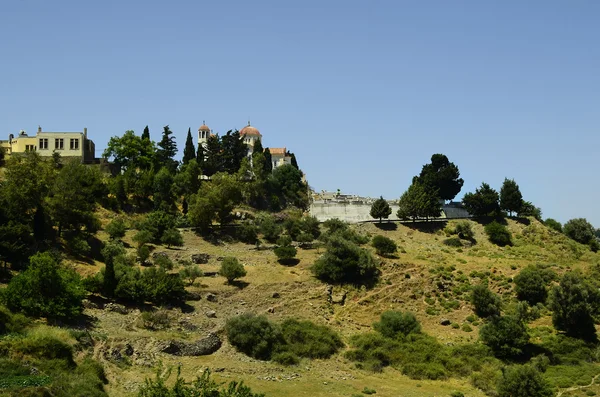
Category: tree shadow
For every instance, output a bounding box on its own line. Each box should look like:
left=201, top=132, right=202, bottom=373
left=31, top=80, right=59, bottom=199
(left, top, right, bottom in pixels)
left=229, top=280, right=250, bottom=289
left=473, top=216, right=508, bottom=226
left=278, top=258, right=300, bottom=267
left=374, top=222, right=398, bottom=231
left=403, top=220, right=447, bottom=234
left=179, top=302, right=195, bottom=314
left=513, top=217, right=531, bottom=226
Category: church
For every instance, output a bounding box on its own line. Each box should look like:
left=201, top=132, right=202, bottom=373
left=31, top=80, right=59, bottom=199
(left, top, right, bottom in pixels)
left=197, top=121, right=293, bottom=169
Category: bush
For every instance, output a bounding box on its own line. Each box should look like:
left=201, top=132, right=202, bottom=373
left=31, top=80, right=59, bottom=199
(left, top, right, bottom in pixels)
left=484, top=221, right=512, bottom=246
left=179, top=265, right=202, bottom=286
left=259, top=215, right=282, bottom=243
left=544, top=218, right=562, bottom=233
left=139, top=210, right=176, bottom=242
left=454, top=221, right=474, bottom=240
left=563, top=218, right=595, bottom=245
left=479, top=315, right=529, bottom=358
left=114, top=266, right=185, bottom=305
left=497, top=364, right=553, bottom=397
left=371, top=235, right=397, bottom=256
left=137, top=244, right=151, bottom=263
left=225, top=313, right=282, bottom=360
left=160, top=228, right=183, bottom=248
left=312, top=236, right=379, bottom=286
left=237, top=222, right=259, bottom=244
left=140, top=309, right=171, bottom=330
left=0, top=306, right=30, bottom=335
left=272, top=351, right=299, bottom=366
left=470, top=284, right=501, bottom=318
left=373, top=311, right=421, bottom=339
left=274, top=235, right=297, bottom=263
left=322, top=218, right=348, bottom=234
left=220, top=257, right=247, bottom=284
left=105, top=218, right=126, bottom=240
left=279, top=319, right=343, bottom=359
left=2, top=252, right=85, bottom=320
left=443, top=237, right=463, bottom=247
left=154, top=254, right=174, bottom=270
left=514, top=266, right=551, bottom=305
left=66, top=235, right=91, bottom=256
left=133, top=229, right=154, bottom=248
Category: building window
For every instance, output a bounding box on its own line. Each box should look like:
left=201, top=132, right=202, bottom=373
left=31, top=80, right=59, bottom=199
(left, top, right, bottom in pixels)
left=39, top=138, right=48, bottom=149
left=25, top=144, right=35, bottom=151
left=55, top=138, right=64, bottom=150
left=70, top=138, right=79, bottom=150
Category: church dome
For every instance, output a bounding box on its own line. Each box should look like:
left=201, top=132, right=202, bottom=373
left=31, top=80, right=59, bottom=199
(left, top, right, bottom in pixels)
left=198, top=123, right=210, bottom=132
left=240, top=123, right=261, bottom=137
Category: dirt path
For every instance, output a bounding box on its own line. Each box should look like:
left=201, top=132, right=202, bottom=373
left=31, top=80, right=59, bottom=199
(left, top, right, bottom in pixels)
left=556, top=373, right=600, bottom=396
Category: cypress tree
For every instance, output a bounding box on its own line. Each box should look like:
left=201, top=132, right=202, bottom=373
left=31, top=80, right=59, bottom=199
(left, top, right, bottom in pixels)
left=142, top=125, right=150, bottom=141
left=290, top=153, right=299, bottom=169
left=196, top=142, right=205, bottom=169
left=264, top=148, right=273, bottom=174
left=182, top=128, right=196, bottom=165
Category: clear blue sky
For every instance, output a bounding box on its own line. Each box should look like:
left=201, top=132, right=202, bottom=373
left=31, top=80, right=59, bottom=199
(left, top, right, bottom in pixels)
left=1, top=0, right=599, bottom=226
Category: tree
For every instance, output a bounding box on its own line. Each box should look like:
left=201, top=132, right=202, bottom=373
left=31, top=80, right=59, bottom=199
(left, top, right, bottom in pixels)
left=544, top=218, right=562, bottom=233
left=219, top=257, right=247, bottom=284
left=462, top=182, right=500, bottom=217
left=373, top=311, right=421, bottom=339
left=484, top=221, right=512, bottom=246
left=563, top=218, right=596, bottom=245
left=221, top=130, right=247, bottom=174
left=196, top=141, right=205, bottom=170
left=290, top=153, right=299, bottom=170
left=155, top=125, right=178, bottom=173
left=518, top=201, right=542, bottom=221
left=499, top=178, right=523, bottom=216
left=203, top=134, right=223, bottom=177
left=46, top=160, right=103, bottom=237
left=3, top=252, right=85, bottom=320
left=370, top=196, right=392, bottom=224
left=312, top=236, right=379, bottom=286
left=179, top=265, right=202, bottom=286
left=479, top=315, right=529, bottom=358
left=103, top=130, right=155, bottom=171
left=270, top=164, right=308, bottom=210
left=497, top=364, right=553, bottom=397
left=396, top=181, right=441, bottom=221
left=416, top=154, right=464, bottom=202
left=371, top=235, right=397, bottom=256
left=141, top=125, right=150, bottom=141
left=226, top=313, right=281, bottom=360
left=153, top=167, right=175, bottom=212
left=188, top=173, right=242, bottom=231
left=263, top=148, right=273, bottom=174
left=101, top=241, right=126, bottom=297
left=549, top=271, right=598, bottom=341
left=514, top=266, right=551, bottom=305
left=471, top=284, right=501, bottom=318
left=161, top=228, right=183, bottom=248
left=182, top=128, right=196, bottom=165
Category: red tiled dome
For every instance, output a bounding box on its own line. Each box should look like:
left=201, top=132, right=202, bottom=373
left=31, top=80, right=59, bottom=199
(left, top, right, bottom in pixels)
left=240, top=124, right=261, bottom=137
left=198, top=124, right=210, bottom=132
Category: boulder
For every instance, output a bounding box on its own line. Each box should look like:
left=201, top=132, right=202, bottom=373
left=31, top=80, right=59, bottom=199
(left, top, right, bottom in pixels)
left=191, top=253, right=210, bottom=264
left=271, top=292, right=281, bottom=299
left=440, top=318, right=451, bottom=326
left=105, top=303, right=129, bottom=314
left=205, top=310, right=217, bottom=318
left=161, top=333, right=222, bottom=356
left=206, top=293, right=218, bottom=302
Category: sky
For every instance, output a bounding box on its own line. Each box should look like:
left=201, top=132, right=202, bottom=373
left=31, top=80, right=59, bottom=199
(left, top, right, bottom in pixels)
left=1, top=0, right=599, bottom=226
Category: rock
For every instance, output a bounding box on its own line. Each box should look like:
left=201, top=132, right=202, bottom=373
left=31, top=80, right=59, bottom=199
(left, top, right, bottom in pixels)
left=205, top=310, right=217, bottom=318
left=186, top=291, right=202, bottom=301
left=213, top=367, right=225, bottom=373
left=206, top=293, right=217, bottom=302
left=105, top=303, right=129, bottom=314
left=161, top=333, right=222, bottom=356
left=331, top=292, right=347, bottom=305
left=267, top=307, right=275, bottom=313
left=152, top=251, right=169, bottom=259
left=440, top=318, right=451, bottom=326
left=203, top=271, right=218, bottom=277
left=191, top=253, right=210, bottom=264
left=271, top=292, right=281, bottom=298
left=124, top=344, right=134, bottom=356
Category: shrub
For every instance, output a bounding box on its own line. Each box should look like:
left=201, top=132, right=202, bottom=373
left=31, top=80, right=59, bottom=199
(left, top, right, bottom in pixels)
left=274, top=244, right=297, bottom=264
left=140, top=309, right=171, bottom=330
left=154, top=254, right=174, bottom=270
left=443, top=237, right=463, bottom=247
left=479, top=315, right=529, bottom=358
left=371, top=235, right=397, bottom=256
left=470, top=284, right=501, bottom=318
left=225, top=313, right=282, bottom=360
left=237, top=222, right=259, bottom=244
left=373, top=311, right=421, bottom=339
left=312, top=236, right=379, bottom=286
left=563, top=218, right=595, bottom=245
left=114, top=266, right=185, bottom=305
left=137, top=244, right=151, bottom=263
left=133, top=229, right=154, bottom=248
left=220, top=257, right=247, bottom=284
left=139, top=210, right=176, bottom=242
left=279, top=319, right=343, bottom=359
left=272, top=351, right=299, bottom=366
left=544, top=218, right=562, bottom=233
left=259, top=215, right=282, bottom=243
left=2, top=252, right=85, bottom=320
left=514, top=266, right=551, bottom=305
left=454, top=221, right=474, bottom=240
left=497, top=364, right=553, bottom=397
left=179, top=265, right=202, bottom=286
left=484, top=221, right=512, bottom=246
left=322, top=218, right=348, bottom=234
left=0, top=306, right=30, bottom=335
left=66, top=235, right=91, bottom=256
left=105, top=218, right=126, bottom=240
left=298, top=216, right=320, bottom=240
left=160, top=228, right=183, bottom=248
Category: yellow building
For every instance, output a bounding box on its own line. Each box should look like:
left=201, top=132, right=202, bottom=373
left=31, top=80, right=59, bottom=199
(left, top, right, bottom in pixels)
left=0, top=126, right=96, bottom=163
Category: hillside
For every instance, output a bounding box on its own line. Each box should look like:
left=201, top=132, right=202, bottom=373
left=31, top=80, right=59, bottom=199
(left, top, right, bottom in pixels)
left=61, top=216, right=600, bottom=397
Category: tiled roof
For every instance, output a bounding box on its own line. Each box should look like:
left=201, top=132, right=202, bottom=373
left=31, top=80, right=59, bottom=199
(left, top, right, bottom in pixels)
left=269, top=147, right=287, bottom=155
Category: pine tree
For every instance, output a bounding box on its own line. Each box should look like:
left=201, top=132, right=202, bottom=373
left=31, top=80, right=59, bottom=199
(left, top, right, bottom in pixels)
left=416, top=154, right=464, bottom=202
left=182, top=128, right=196, bottom=165
left=141, top=125, right=150, bottom=141
left=370, top=196, right=392, bottom=224
left=222, top=130, right=248, bottom=174
left=500, top=178, right=523, bottom=216
left=397, top=182, right=441, bottom=222
left=203, top=134, right=223, bottom=177
left=462, top=182, right=500, bottom=217
left=264, top=148, right=273, bottom=174
left=155, top=125, right=178, bottom=172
